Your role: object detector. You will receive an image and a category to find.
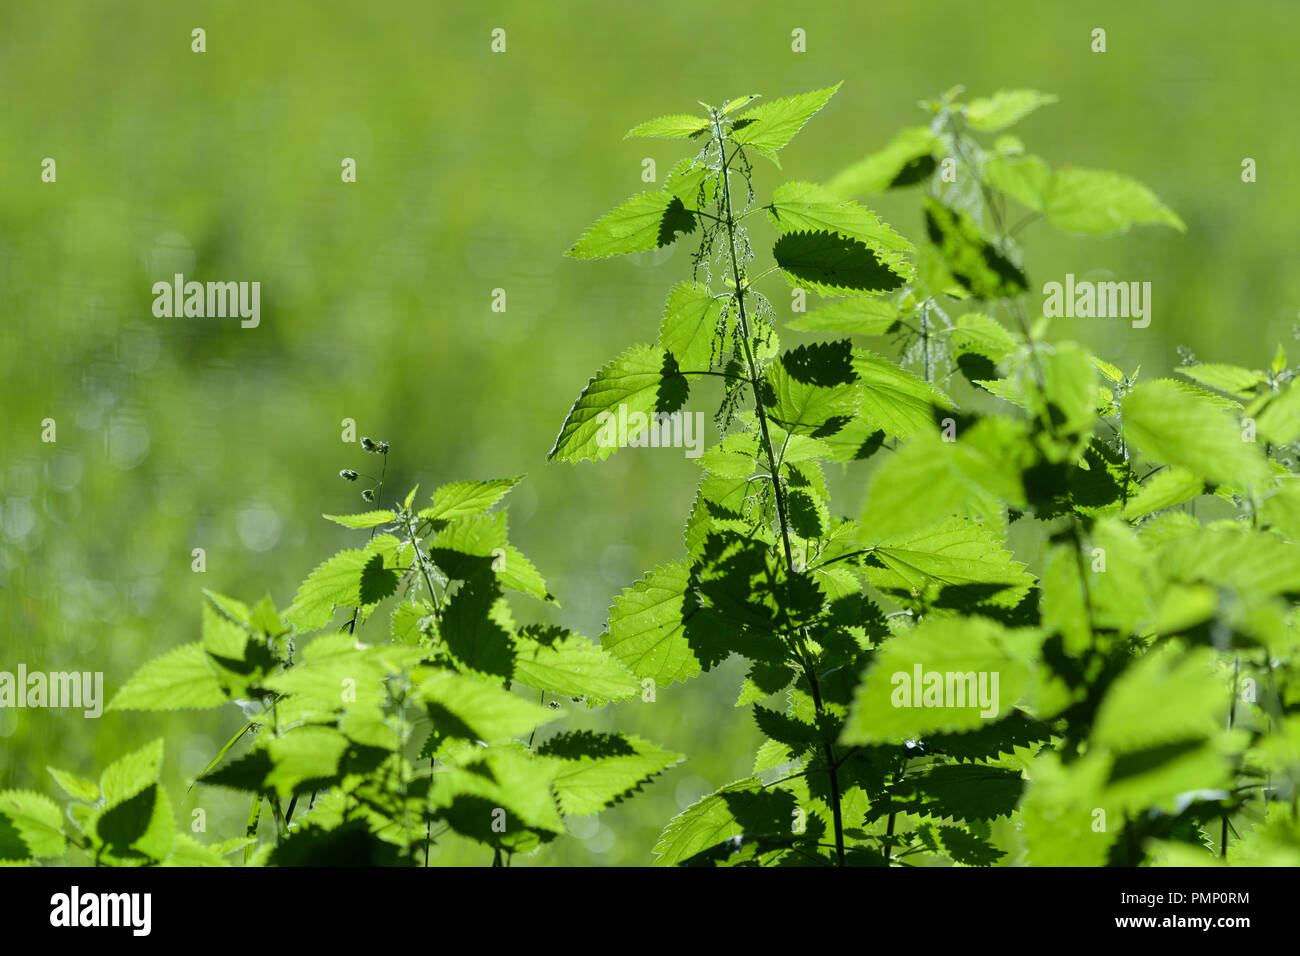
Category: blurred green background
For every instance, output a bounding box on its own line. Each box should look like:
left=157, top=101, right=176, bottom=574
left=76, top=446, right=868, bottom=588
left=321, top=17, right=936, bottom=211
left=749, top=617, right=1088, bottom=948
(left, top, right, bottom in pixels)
left=2, top=0, right=1297, bottom=865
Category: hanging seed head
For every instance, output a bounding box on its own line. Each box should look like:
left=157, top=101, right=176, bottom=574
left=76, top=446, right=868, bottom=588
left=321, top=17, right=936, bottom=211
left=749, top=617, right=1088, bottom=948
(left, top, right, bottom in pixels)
left=361, top=488, right=375, bottom=502
left=339, top=469, right=359, bottom=481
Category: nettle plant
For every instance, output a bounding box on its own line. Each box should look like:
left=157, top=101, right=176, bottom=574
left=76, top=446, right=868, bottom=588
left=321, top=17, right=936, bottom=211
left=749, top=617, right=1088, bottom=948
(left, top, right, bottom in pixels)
left=1, top=443, right=680, bottom=866
left=551, top=84, right=1300, bottom=866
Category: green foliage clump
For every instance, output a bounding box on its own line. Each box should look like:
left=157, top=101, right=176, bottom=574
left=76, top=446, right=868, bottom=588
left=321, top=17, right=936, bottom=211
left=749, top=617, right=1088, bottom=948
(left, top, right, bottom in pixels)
left=2, top=448, right=679, bottom=866
left=8, top=83, right=1300, bottom=869
left=550, top=83, right=1300, bottom=866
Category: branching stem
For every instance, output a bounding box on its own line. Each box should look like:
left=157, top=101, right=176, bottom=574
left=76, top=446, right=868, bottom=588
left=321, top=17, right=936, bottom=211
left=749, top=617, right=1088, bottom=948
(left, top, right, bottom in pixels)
left=713, top=116, right=846, bottom=867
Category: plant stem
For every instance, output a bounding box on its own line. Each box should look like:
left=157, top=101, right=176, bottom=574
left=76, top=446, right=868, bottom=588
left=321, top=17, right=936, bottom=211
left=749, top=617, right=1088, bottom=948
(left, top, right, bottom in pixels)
left=403, top=510, right=443, bottom=612
left=1223, top=656, right=1240, bottom=859
left=714, top=118, right=846, bottom=867
left=244, top=795, right=263, bottom=864
left=920, top=300, right=931, bottom=384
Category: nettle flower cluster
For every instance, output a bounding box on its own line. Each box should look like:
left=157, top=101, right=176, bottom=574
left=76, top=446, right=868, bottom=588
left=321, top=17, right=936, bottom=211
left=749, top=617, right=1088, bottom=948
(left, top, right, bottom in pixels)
left=549, top=84, right=1300, bottom=866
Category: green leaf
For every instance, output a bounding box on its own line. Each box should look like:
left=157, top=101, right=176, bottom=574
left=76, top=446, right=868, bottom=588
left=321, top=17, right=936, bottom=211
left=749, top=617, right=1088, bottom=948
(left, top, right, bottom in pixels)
left=567, top=191, right=696, bottom=259
left=767, top=181, right=914, bottom=281
left=1122, top=380, right=1270, bottom=489
left=512, top=630, right=640, bottom=703
left=865, top=764, right=1023, bottom=822
left=1082, top=517, right=1153, bottom=636
left=1122, top=466, right=1203, bottom=519
left=0, top=791, right=65, bottom=861
left=429, top=511, right=506, bottom=565
left=653, top=778, right=797, bottom=866
left=1177, top=363, right=1265, bottom=398
left=935, top=824, right=1006, bottom=866
left=428, top=511, right=554, bottom=602
left=360, top=551, right=398, bottom=605
left=199, top=600, right=277, bottom=699
left=542, top=732, right=683, bottom=815
left=99, top=738, right=164, bottom=805
left=721, top=95, right=758, bottom=114
left=249, top=596, right=286, bottom=637
left=763, top=341, right=861, bottom=436
left=494, top=544, right=555, bottom=604
left=753, top=705, right=819, bottom=755
left=787, top=296, right=899, bottom=336
left=285, top=534, right=401, bottom=632
left=1020, top=751, right=1116, bottom=865
left=787, top=486, right=829, bottom=540
left=625, top=113, right=709, bottom=139
left=416, top=670, right=559, bottom=741
left=261, top=636, right=384, bottom=709
left=858, top=423, right=1029, bottom=540
left=949, top=313, right=1021, bottom=362
left=1044, top=167, right=1185, bottom=235
left=865, top=517, right=1036, bottom=611
left=924, top=200, right=1027, bottom=299
left=420, top=476, right=523, bottom=523
left=549, top=344, right=678, bottom=463
left=685, top=472, right=759, bottom=559
left=161, top=833, right=233, bottom=867
left=1156, top=525, right=1300, bottom=598
left=1091, top=646, right=1222, bottom=751
left=774, top=230, right=908, bottom=296
left=699, top=431, right=760, bottom=478
left=1040, top=543, right=1090, bottom=655
left=923, top=712, right=1054, bottom=762
left=207, top=726, right=378, bottom=801
left=826, top=126, right=937, bottom=196
left=92, top=783, right=174, bottom=862
left=694, top=531, right=825, bottom=640
left=1257, top=379, right=1300, bottom=445
left=729, top=83, right=841, bottom=159
left=47, top=767, right=100, bottom=802
left=853, top=348, right=955, bottom=440
left=842, top=616, right=1036, bottom=743
left=1028, top=342, right=1101, bottom=458
left=604, top=562, right=723, bottom=686
left=268, top=819, right=409, bottom=866
left=1261, top=480, right=1300, bottom=540
left=438, top=575, right=517, bottom=682
left=108, top=642, right=228, bottom=711
left=983, top=153, right=1052, bottom=211
left=964, top=89, right=1057, bottom=131
left=1105, top=741, right=1230, bottom=818
left=663, top=158, right=718, bottom=208
left=391, top=598, right=427, bottom=646
left=432, top=743, right=565, bottom=837
left=659, top=281, right=725, bottom=371
left=321, top=510, right=394, bottom=529
left=202, top=589, right=251, bottom=625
